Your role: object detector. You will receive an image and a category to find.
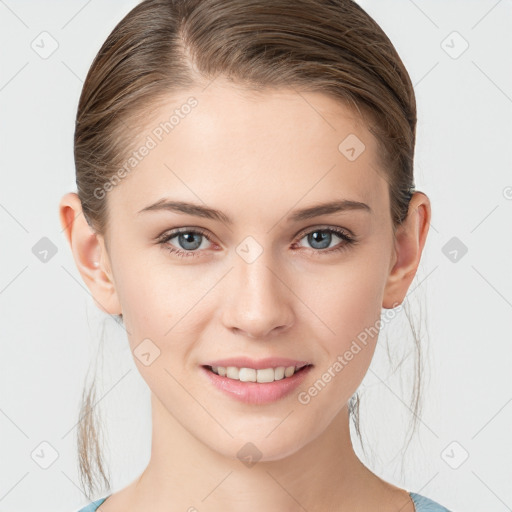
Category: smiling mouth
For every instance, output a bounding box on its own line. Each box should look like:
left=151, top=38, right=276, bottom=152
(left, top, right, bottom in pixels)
left=203, top=364, right=312, bottom=383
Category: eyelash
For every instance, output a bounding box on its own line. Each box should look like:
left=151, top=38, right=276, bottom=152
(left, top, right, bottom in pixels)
left=157, top=226, right=357, bottom=259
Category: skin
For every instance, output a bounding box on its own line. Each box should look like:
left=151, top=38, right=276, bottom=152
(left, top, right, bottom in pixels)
left=60, top=77, right=430, bottom=512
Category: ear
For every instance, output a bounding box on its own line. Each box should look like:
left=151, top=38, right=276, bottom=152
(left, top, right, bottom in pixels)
left=382, top=192, right=431, bottom=308
left=58, top=192, right=122, bottom=316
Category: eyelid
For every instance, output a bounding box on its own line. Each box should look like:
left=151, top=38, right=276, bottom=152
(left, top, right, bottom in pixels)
left=157, top=224, right=354, bottom=245
left=294, top=224, right=355, bottom=240
left=156, top=226, right=213, bottom=243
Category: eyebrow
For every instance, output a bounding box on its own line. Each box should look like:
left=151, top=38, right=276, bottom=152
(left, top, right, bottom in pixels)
left=137, top=198, right=371, bottom=224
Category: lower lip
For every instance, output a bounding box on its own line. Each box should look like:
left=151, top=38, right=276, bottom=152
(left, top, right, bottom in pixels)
left=200, top=365, right=313, bottom=405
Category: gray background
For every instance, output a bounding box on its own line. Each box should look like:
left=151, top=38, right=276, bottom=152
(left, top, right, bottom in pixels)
left=1, top=1, right=511, bottom=511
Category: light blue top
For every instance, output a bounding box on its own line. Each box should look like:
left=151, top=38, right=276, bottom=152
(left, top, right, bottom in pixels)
left=76, top=491, right=452, bottom=511
left=410, top=492, right=452, bottom=511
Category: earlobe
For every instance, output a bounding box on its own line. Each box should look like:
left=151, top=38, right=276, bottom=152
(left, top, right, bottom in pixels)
left=58, top=192, right=122, bottom=316
left=382, top=192, right=431, bottom=309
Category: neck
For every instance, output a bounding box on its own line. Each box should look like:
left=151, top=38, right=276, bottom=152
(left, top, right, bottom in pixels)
left=129, top=393, right=392, bottom=512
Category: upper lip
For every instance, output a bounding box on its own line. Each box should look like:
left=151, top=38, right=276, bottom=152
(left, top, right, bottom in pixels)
left=202, top=357, right=312, bottom=370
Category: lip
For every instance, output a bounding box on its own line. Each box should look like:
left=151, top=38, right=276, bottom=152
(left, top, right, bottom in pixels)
left=200, top=363, right=314, bottom=405
left=202, top=357, right=311, bottom=370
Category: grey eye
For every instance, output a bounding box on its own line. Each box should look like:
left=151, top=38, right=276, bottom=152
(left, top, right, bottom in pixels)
left=305, top=230, right=334, bottom=250
left=175, top=231, right=203, bottom=251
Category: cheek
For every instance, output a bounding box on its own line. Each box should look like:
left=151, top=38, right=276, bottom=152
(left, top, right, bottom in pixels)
left=295, top=249, right=390, bottom=394
left=113, top=254, right=217, bottom=373
left=114, top=249, right=201, bottom=326
left=303, top=257, right=387, bottom=342
left=296, top=279, right=383, bottom=416
left=113, top=263, right=199, bottom=400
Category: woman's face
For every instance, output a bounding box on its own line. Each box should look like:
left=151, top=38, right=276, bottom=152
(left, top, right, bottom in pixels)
left=96, top=79, right=406, bottom=460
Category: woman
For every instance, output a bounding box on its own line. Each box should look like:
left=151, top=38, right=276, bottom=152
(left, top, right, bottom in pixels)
left=60, top=0, right=451, bottom=510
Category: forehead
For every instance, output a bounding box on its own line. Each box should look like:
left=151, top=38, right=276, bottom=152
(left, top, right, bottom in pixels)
left=109, top=79, right=389, bottom=219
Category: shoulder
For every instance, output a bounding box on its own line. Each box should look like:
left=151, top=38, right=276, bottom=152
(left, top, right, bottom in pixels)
left=75, top=496, right=110, bottom=512
left=409, top=492, right=453, bottom=511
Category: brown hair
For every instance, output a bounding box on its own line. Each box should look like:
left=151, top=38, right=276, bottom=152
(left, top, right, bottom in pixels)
left=74, top=0, right=422, bottom=500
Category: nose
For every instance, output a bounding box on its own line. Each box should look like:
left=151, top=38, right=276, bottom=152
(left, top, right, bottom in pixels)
left=220, top=250, right=294, bottom=339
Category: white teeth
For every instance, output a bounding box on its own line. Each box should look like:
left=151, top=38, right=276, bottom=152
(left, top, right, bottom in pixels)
left=209, top=365, right=303, bottom=383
